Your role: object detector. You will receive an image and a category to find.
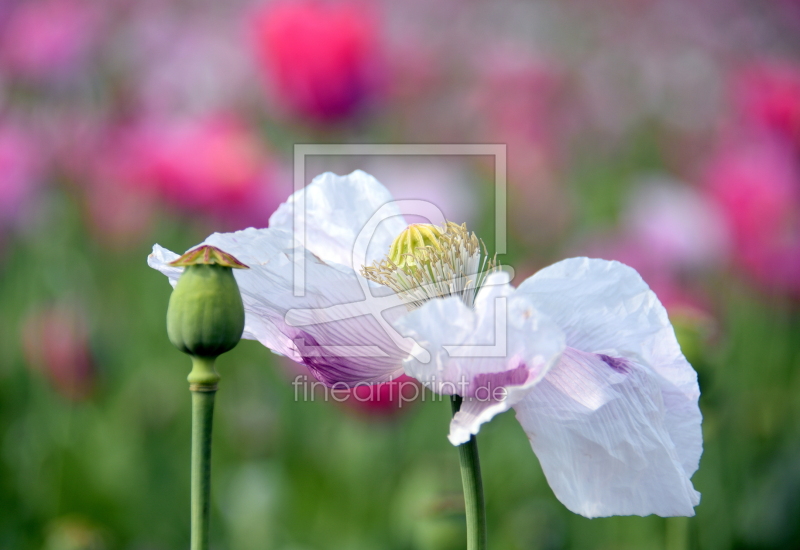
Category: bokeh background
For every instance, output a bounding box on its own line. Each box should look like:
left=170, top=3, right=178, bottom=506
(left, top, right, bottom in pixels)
left=2, top=0, right=800, bottom=548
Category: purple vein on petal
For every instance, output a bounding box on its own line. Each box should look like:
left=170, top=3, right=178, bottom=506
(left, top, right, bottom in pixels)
left=597, top=354, right=630, bottom=373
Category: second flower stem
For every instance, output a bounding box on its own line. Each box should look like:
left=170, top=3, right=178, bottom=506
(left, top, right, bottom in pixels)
left=189, top=356, right=220, bottom=550
left=451, top=395, right=487, bottom=550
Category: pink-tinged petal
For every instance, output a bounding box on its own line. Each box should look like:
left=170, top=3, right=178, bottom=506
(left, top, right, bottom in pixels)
left=148, top=226, right=408, bottom=386
left=394, top=273, right=565, bottom=444
left=516, top=257, right=702, bottom=479
left=268, top=170, right=407, bottom=269
left=514, top=347, right=700, bottom=518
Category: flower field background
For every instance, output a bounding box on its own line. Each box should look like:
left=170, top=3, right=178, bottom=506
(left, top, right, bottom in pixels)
left=1, top=0, right=800, bottom=548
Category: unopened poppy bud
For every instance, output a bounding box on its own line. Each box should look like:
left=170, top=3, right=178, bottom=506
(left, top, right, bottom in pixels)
left=164, top=246, right=247, bottom=546
left=166, top=245, right=248, bottom=360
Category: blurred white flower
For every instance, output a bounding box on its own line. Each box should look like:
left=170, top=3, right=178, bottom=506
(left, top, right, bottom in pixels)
left=624, top=175, right=730, bottom=271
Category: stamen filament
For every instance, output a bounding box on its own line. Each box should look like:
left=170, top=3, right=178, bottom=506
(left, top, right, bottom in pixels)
left=361, top=222, right=498, bottom=310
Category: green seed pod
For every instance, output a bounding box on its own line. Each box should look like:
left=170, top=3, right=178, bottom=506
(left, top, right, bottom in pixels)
left=388, top=223, right=444, bottom=269
left=166, top=245, right=248, bottom=359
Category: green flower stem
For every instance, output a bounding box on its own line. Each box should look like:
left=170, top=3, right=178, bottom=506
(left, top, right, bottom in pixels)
left=666, top=517, right=689, bottom=550
left=189, top=356, right=220, bottom=550
left=451, top=395, right=487, bottom=550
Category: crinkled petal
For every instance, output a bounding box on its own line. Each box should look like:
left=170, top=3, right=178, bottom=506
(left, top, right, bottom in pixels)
left=514, top=347, right=700, bottom=518
left=516, top=257, right=702, bottom=479
left=148, top=227, right=409, bottom=386
left=394, top=273, right=565, bottom=444
left=268, top=170, right=408, bottom=269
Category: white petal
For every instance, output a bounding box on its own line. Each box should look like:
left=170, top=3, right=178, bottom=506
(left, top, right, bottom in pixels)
left=514, top=347, right=700, bottom=518
left=516, top=257, right=702, bottom=478
left=148, top=228, right=408, bottom=386
left=148, top=244, right=182, bottom=285
left=268, top=170, right=407, bottom=269
left=394, top=274, right=565, bottom=444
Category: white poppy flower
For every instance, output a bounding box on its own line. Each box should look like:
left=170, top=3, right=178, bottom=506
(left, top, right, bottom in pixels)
left=148, top=170, right=702, bottom=518
left=150, top=171, right=412, bottom=386
left=399, top=258, right=702, bottom=517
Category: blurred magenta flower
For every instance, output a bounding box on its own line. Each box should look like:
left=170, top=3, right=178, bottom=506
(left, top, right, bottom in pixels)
left=338, top=374, right=421, bottom=418
left=150, top=171, right=702, bottom=518
left=91, top=114, right=283, bottom=232
left=250, top=0, right=383, bottom=122
left=22, top=303, right=95, bottom=401
left=735, top=61, right=800, bottom=147
left=0, top=0, right=101, bottom=81
left=704, top=137, right=800, bottom=293
left=138, top=115, right=264, bottom=205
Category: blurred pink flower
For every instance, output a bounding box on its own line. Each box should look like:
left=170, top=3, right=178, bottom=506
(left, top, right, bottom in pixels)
left=250, top=0, right=383, bottom=122
left=22, top=303, right=95, bottom=401
left=139, top=115, right=265, bottom=206
left=67, top=112, right=284, bottom=244
left=734, top=61, right=800, bottom=147
left=338, top=374, right=421, bottom=418
left=86, top=114, right=284, bottom=232
left=139, top=114, right=282, bottom=229
left=0, top=0, right=101, bottom=80
left=704, top=137, right=800, bottom=293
